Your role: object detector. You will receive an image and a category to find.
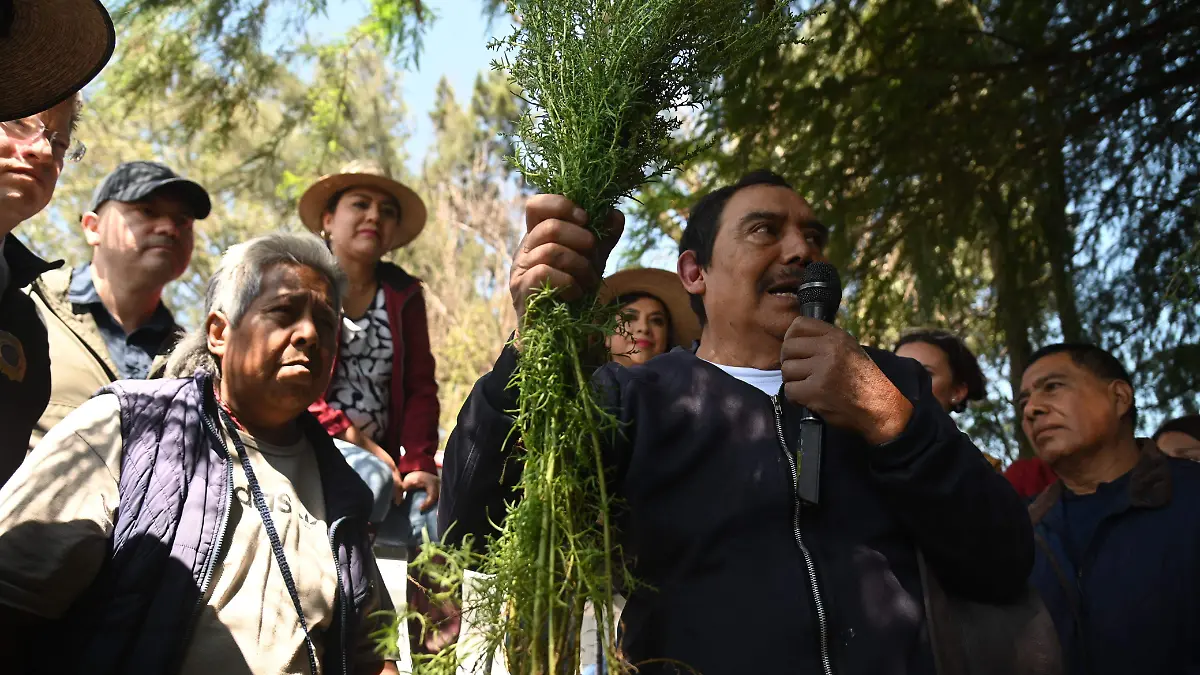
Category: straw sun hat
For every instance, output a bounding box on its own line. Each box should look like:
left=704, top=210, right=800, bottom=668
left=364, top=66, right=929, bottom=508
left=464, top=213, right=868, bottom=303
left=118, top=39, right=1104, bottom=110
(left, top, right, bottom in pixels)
left=600, top=268, right=702, bottom=348
left=298, top=160, right=428, bottom=251
left=0, top=0, right=116, bottom=121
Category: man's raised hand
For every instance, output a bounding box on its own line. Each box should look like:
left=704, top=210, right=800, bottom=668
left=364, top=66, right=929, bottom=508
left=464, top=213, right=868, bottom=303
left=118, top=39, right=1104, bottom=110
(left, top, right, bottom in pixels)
left=780, top=317, right=913, bottom=446
left=509, top=195, right=624, bottom=324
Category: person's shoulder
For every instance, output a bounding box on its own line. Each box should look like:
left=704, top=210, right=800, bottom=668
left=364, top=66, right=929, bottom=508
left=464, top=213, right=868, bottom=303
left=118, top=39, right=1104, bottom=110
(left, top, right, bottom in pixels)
left=377, top=262, right=421, bottom=290
left=1167, top=456, right=1200, bottom=494
left=598, top=349, right=712, bottom=395
left=28, top=266, right=73, bottom=305
left=33, top=393, right=122, bottom=460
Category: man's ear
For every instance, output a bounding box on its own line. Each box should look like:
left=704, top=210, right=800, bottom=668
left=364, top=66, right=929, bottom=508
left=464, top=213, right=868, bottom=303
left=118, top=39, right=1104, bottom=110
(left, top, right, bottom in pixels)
left=1111, top=379, right=1135, bottom=423
left=206, top=311, right=231, bottom=361
left=80, top=211, right=102, bottom=247
left=678, top=250, right=705, bottom=296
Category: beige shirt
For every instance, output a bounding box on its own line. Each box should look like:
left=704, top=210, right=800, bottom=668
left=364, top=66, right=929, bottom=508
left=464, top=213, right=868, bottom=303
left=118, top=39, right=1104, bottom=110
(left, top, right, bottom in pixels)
left=0, top=394, right=384, bottom=675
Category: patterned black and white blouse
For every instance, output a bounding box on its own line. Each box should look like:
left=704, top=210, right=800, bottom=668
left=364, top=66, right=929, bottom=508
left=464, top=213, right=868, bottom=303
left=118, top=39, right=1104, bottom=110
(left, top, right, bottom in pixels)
left=327, top=288, right=393, bottom=446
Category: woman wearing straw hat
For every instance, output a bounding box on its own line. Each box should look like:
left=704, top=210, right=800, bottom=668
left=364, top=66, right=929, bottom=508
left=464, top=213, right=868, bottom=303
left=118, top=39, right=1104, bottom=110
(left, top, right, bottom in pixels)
left=601, top=267, right=701, bottom=365
left=299, top=160, right=441, bottom=528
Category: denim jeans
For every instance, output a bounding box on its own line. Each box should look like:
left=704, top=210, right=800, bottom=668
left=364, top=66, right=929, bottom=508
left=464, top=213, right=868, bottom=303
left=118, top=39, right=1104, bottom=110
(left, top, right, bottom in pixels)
left=333, top=439, right=441, bottom=548
left=377, top=488, right=440, bottom=552
left=333, top=438, right=393, bottom=524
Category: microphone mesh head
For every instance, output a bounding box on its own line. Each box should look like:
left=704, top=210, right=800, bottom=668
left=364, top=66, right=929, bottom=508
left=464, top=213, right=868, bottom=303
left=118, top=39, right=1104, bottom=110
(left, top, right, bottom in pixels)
left=797, top=262, right=842, bottom=315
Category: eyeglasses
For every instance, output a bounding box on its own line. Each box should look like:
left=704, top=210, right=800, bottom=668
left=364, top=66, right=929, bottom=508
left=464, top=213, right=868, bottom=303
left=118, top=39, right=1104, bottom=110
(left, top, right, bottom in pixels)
left=0, top=116, right=87, bottom=163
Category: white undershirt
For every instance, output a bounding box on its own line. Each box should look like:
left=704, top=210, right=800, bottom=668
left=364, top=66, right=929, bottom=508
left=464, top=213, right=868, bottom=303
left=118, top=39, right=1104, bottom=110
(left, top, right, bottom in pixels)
left=702, top=359, right=783, bottom=397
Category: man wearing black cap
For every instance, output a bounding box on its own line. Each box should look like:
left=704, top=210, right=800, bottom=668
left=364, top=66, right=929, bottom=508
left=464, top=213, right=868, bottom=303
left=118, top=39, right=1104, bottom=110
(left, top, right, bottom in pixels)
left=28, top=161, right=211, bottom=449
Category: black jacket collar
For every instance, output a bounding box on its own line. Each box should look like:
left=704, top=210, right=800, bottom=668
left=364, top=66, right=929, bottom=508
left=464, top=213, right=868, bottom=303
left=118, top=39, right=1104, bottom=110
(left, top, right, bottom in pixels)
left=3, top=234, right=63, bottom=290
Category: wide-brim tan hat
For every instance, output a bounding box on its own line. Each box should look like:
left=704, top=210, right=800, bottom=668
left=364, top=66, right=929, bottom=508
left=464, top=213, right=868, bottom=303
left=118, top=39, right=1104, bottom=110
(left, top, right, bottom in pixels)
left=298, top=159, right=427, bottom=251
left=0, top=0, right=116, bottom=121
left=600, top=267, right=702, bottom=348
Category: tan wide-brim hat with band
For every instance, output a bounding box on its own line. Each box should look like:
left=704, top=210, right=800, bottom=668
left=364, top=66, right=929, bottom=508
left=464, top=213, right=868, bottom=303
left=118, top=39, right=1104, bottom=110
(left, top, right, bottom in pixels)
left=600, top=267, right=702, bottom=348
left=298, top=159, right=428, bottom=251
left=0, top=0, right=116, bottom=121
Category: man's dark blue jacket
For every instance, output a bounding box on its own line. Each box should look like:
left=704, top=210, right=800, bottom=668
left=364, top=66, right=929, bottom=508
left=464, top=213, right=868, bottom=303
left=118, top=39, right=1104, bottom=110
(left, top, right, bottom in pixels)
left=441, top=344, right=1035, bottom=675
left=1029, top=441, right=1200, bottom=675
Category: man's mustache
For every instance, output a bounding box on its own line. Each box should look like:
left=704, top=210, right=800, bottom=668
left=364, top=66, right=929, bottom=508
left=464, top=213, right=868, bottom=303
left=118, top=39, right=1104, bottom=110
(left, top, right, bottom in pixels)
left=757, top=267, right=808, bottom=294
left=141, top=237, right=181, bottom=250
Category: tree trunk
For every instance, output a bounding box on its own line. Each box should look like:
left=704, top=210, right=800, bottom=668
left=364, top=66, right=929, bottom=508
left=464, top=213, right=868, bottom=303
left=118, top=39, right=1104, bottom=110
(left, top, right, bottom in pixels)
left=983, top=184, right=1036, bottom=459
left=1040, top=128, right=1084, bottom=343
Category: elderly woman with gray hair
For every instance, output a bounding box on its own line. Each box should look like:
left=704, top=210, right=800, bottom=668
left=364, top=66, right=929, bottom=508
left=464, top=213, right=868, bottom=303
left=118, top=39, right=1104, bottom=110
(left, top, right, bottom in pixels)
left=0, top=232, right=399, bottom=674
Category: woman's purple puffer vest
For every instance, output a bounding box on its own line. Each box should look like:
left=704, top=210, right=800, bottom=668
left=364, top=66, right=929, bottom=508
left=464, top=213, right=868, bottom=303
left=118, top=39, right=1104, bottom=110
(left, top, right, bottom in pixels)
left=43, top=372, right=382, bottom=675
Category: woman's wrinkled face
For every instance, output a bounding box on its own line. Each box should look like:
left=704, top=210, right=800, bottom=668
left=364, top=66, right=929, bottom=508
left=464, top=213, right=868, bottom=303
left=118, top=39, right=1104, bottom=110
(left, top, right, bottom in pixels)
left=608, top=295, right=670, bottom=367
left=322, top=186, right=400, bottom=263
left=211, top=263, right=340, bottom=419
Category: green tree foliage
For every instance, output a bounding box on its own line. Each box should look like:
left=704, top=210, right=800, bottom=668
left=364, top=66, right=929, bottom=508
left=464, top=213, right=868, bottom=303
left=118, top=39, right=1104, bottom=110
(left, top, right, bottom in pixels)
left=106, top=0, right=428, bottom=139
left=20, top=37, right=414, bottom=328
left=633, top=0, right=1200, bottom=456
left=19, top=34, right=528, bottom=456
left=396, top=71, right=525, bottom=450
left=471, top=3, right=805, bottom=673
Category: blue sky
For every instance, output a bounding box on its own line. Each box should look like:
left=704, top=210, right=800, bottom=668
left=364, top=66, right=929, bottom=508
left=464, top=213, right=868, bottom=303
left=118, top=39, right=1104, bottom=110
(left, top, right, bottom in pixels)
left=310, top=0, right=508, bottom=175
left=304, top=0, right=675, bottom=273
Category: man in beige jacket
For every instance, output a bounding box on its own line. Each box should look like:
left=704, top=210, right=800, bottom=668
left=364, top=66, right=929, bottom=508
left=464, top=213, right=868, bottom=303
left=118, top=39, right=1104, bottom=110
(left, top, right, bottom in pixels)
left=29, top=160, right=209, bottom=447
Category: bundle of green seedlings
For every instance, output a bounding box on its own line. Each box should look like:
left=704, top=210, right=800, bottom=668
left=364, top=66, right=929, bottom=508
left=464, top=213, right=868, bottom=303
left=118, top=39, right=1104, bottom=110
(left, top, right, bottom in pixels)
left=472, top=2, right=803, bottom=674
left=369, top=2, right=806, bottom=673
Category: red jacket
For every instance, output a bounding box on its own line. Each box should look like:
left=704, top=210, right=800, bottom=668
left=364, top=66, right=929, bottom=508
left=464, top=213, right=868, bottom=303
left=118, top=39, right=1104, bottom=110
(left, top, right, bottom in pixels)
left=310, top=263, right=440, bottom=475
left=1003, top=456, right=1056, bottom=499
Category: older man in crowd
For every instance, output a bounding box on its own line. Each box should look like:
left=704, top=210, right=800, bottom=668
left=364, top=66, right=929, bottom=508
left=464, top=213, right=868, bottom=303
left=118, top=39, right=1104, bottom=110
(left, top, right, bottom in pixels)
left=1020, top=343, right=1200, bottom=675
left=0, top=233, right=398, bottom=674
left=441, top=171, right=1037, bottom=674
left=0, top=95, right=86, bottom=485
left=28, top=160, right=210, bottom=448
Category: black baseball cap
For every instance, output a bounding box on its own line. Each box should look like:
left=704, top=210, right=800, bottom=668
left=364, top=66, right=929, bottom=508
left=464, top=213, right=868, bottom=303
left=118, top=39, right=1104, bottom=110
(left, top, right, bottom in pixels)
left=88, top=161, right=212, bottom=220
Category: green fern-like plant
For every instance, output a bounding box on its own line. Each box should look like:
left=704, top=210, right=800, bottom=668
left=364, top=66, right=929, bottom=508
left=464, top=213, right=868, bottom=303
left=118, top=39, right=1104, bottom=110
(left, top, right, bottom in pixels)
left=470, top=2, right=806, bottom=674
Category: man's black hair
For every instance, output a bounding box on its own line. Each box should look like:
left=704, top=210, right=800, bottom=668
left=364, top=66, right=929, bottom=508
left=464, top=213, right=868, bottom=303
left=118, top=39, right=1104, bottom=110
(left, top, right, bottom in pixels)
left=678, top=169, right=794, bottom=325
left=1154, top=414, right=1200, bottom=443
left=895, top=329, right=987, bottom=413
left=1026, top=343, right=1138, bottom=429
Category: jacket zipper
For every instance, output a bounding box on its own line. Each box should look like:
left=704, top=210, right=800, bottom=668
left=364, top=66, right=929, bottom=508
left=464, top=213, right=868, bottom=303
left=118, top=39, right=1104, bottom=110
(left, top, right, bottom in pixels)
left=183, top=414, right=236, bottom=652
left=329, top=517, right=349, bottom=675
left=772, top=394, right=834, bottom=675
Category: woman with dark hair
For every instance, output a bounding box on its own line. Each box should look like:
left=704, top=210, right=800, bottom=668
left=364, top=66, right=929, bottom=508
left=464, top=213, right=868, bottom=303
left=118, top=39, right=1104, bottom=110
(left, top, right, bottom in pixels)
left=895, top=329, right=1006, bottom=472
left=299, top=160, right=452, bottom=658
left=1154, top=414, right=1200, bottom=461
left=895, top=329, right=987, bottom=414
left=298, top=159, right=440, bottom=523
left=601, top=267, right=701, bottom=366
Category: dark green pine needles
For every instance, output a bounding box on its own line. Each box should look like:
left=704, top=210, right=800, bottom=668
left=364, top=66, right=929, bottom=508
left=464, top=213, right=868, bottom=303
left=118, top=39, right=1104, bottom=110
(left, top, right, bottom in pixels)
left=470, top=2, right=804, bottom=674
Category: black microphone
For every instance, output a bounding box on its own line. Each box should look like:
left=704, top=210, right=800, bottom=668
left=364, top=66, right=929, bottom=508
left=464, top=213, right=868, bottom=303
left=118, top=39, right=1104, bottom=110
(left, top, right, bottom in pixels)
left=794, top=262, right=842, bottom=505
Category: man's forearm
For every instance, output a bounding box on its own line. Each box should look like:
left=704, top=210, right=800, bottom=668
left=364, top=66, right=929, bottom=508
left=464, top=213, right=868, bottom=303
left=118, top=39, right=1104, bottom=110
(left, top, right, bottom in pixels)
left=439, top=347, right=523, bottom=551
left=870, top=401, right=1034, bottom=601
left=339, top=424, right=393, bottom=464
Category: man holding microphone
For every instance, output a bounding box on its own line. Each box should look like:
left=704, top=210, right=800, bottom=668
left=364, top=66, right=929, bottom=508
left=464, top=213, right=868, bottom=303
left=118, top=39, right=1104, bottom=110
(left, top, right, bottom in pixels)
left=440, top=171, right=1038, bottom=675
